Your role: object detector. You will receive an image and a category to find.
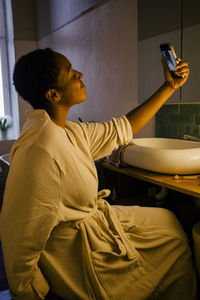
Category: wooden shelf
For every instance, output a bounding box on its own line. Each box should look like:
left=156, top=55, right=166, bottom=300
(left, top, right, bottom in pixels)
left=102, top=162, right=200, bottom=198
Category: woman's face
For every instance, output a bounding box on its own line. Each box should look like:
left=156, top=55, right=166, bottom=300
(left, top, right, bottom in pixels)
left=55, top=52, right=87, bottom=107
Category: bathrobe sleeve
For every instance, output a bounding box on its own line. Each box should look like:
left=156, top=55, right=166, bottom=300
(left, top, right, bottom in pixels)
left=0, top=145, right=61, bottom=300
left=79, top=115, right=133, bottom=161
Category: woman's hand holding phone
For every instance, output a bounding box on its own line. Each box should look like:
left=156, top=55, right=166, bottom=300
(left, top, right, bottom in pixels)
left=162, top=56, right=190, bottom=90
left=160, top=43, right=190, bottom=90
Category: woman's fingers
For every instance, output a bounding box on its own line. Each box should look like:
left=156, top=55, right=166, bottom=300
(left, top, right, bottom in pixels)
left=175, top=68, right=189, bottom=78
left=175, top=60, right=189, bottom=78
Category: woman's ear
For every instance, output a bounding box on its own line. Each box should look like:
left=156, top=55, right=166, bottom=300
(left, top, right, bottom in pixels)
left=45, top=89, right=61, bottom=103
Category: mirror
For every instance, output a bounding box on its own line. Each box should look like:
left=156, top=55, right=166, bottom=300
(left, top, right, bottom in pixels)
left=138, top=0, right=200, bottom=104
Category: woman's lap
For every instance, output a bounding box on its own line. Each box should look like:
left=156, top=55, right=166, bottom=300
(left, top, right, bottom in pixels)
left=113, top=205, right=187, bottom=240
left=112, top=205, right=197, bottom=299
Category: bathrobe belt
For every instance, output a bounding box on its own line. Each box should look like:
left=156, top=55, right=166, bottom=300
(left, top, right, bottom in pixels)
left=74, top=189, right=138, bottom=260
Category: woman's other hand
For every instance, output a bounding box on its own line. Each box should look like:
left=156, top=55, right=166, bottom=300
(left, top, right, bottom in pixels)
left=162, top=56, right=190, bottom=90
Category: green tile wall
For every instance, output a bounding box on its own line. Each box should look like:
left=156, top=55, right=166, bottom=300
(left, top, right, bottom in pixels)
left=155, top=103, right=200, bottom=139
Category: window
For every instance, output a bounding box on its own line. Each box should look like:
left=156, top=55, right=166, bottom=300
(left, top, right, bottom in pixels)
left=0, top=48, right=4, bottom=115
left=0, top=0, right=8, bottom=116
left=0, top=0, right=19, bottom=139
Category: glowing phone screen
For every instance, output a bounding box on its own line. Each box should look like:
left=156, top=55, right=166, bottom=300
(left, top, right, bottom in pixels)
left=161, top=49, right=177, bottom=72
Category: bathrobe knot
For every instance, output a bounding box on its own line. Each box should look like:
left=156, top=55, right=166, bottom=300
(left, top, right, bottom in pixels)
left=97, top=189, right=111, bottom=200
left=74, top=189, right=138, bottom=260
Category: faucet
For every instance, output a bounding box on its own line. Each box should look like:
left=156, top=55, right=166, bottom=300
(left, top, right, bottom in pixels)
left=183, top=134, right=200, bottom=142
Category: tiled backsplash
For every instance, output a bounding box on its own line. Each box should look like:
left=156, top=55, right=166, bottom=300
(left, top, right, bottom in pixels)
left=155, top=103, right=200, bottom=139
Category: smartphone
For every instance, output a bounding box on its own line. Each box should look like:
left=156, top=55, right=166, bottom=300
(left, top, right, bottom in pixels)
left=160, top=43, right=177, bottom=73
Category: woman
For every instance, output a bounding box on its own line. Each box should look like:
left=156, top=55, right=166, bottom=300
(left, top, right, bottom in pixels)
left=0, top=48, right=197, bottom=300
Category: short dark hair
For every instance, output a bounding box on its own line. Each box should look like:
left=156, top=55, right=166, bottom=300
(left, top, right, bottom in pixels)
left=13, top=48, right=61, bottom=109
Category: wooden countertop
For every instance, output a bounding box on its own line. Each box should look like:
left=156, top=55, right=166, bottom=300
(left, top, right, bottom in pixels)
left=102, top=162, right=200, bottom=198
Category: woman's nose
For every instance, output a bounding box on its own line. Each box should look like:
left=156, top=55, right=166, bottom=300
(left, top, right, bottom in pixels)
left=75, top=70, right=83, bottom=79
left=78, top=71, right=83, bottom=79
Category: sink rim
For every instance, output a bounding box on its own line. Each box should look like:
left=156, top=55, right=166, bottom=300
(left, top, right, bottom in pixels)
left=122, top=138, right=200, bottom=174
left=131, top=137, right=200, bottom=150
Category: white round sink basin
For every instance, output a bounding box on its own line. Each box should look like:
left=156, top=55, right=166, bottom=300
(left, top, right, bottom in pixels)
left=122, top=138, right=200, bottom=174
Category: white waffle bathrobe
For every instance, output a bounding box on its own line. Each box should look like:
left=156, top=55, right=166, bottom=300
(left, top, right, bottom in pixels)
left=0, top=110, right=197, bottom=300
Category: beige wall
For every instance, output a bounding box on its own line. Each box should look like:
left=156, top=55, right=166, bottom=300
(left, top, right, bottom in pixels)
left=14, top=40, right=38, bottom=129
left=1, top=0, right=140, bottom=156
left=39, top=0, right=138, bottom=123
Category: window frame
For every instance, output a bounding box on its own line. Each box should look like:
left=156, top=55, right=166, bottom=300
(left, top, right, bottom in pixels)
left=0, top=0, right=20, bottom=139
left=0, top=38, right=11, bottom=116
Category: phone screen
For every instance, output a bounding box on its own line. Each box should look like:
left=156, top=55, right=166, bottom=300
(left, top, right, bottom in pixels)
left=161, top=48, right=177, bottom=72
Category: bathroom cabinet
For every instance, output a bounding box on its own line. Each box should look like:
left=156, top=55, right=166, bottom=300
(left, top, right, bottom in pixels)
left=102, top=161, right=200, bottom=240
